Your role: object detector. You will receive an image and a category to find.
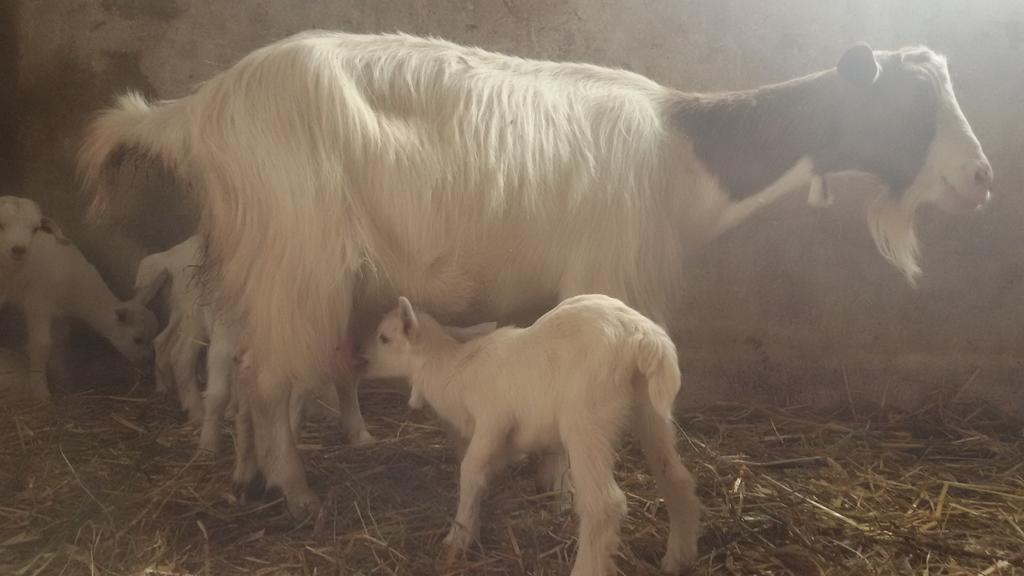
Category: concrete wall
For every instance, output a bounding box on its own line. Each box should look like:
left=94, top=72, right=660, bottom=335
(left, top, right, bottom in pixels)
left=5, top=0, right=1023, bottom=414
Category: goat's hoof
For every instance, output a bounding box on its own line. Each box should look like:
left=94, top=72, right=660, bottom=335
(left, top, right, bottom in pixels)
left=234, top=473, right=267, bottom=504
left=442, top=525, right=474, bottom=552
left=553, top=492, right=574, bottom=514
left=349, top=429, right=377, bottom=446
left=196, top=436, right=220, bottom=456
left=286, top=489, right=322, bottom=522
left=661, top=543, right=697, bottom=574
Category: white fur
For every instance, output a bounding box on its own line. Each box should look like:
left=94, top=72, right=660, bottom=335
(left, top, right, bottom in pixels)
left=77, top=32, right=988, bottom=515
left=362, top=294, right=700, bottom=575
left=1, top=212, right=165, bottom=400
left=137, top=236, right=375, bottom=455
left=0, top=196, right=43, bottom=271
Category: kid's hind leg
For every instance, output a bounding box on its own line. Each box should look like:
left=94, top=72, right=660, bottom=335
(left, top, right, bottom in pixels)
left=635, top=403, right=700, bottom=573
left=562, top=417, right=629, bottom=576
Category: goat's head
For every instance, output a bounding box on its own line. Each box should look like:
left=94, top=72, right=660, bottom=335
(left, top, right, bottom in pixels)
left=360, top=296, right=424, bottom=382
left=0, top=196, right=67, bottom=267
left=108, top=269, right=170, bottom=365
left=815, top=44, right=992, bottom=282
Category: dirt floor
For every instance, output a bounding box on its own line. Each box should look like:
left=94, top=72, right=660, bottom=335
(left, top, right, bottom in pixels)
left=1, top=370, right=1022, bottom=576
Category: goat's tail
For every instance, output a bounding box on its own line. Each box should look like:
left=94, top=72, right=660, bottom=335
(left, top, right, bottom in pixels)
left=635, top=329, right=682, bottom=423
left=77, top=91, right=192, bottom=221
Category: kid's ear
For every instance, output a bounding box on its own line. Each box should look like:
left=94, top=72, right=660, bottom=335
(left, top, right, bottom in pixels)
left=398, top=296, right=419, bottom=339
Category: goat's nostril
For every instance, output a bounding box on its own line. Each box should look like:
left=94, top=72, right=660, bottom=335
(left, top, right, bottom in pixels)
left=974, top=162, right=993, bottom=188
left=10, top=245, right=26, bottom=258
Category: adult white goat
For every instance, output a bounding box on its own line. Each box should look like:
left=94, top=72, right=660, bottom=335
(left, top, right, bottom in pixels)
left=79, top=33, right=992, bottom=518
left=0, top=200, right=166, bottom=400
left=136, top=236, right=375, bottom=455
left=361, top=294, right=699, bottom=575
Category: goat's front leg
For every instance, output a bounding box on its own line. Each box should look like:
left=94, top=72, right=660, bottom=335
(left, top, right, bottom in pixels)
left=24, top=305, right=53, bottom=401
left=445, top=427, right=507, bottom=555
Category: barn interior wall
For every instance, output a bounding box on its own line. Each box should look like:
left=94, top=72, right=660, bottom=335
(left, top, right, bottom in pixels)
left=7, top=0, right=1024, bottom=414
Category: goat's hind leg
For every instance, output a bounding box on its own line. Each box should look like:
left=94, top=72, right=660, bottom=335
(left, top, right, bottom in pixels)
left=231, top=353, right=263, bottom=501
left=250, top=367, right=320, bottom=521
left=562, top=419, right=628, bottom=576
left=635, top=404, right=700, bottom=573
left=331, top=334, right=375, bottom=445
left=333, top=374, right=375, bottom=445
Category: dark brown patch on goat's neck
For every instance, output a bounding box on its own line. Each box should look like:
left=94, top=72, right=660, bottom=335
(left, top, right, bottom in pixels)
left=670, top=71, right=841, bottom=201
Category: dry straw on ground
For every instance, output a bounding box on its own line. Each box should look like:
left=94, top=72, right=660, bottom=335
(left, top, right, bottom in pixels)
left=1, top=374, right=1022, bottom=575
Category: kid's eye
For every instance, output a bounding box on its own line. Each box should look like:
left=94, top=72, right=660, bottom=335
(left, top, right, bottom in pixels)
left=380, top=334, right=390, bottom=344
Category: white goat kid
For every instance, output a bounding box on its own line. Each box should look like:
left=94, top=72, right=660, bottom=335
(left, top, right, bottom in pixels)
left=0, top=197, right=64, bottom=274
left=1, top=207, right=166, bottom=400
left=137, top=236, right=374, bottom=455
left=361, top=295, right=700, bottom=575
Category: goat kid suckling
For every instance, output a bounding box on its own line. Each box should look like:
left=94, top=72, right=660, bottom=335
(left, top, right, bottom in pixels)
left=360, top=294, right=700, bottom=576
left=0, top=198, right=166, bottom=400
left=137, top=236, right=375, bottom=455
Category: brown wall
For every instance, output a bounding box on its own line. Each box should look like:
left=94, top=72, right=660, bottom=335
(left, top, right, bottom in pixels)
left=8, top=0, right=1024, bottom=414
left=1, top=1, right=18, bottom=191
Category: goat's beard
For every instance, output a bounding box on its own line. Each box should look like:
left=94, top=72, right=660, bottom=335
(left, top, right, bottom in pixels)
left=867, top=181, right=924, bottom=286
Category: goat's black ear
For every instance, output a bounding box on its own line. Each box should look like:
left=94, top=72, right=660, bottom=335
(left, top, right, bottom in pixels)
left=398, top=296, right=419, bottom=339
left=115, top=308, right=131, bottom=324
left=837, top=43, right=879, bottom=87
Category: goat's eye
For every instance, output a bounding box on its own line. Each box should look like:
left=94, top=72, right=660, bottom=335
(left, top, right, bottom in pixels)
left=133, top=337, right=144, bottom=345
left=379, top=334, right=390, bottom=345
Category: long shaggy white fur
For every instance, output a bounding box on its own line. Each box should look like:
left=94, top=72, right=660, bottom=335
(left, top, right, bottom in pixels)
left=79, top=32, right=690, bottom=388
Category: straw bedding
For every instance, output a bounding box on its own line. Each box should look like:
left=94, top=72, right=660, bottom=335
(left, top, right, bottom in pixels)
left=1, top=372, right=1022, bottom=575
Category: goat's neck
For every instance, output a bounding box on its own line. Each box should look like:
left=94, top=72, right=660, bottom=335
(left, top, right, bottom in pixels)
left=669, top=70, right=843, bottom=235
left=67, top=258, right=124, bottom=340
left=671, top=70, right=842, bottom=198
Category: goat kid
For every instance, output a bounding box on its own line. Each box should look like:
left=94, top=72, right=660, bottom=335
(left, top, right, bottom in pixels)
left=361, top=295, right=700, bottom=575
left=1, top=204, right=165, bottom=400
left=0, top=196, right=65, bottom=274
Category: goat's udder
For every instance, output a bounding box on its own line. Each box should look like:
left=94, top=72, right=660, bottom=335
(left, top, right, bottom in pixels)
left=333, top=334, right=361, bottom=374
